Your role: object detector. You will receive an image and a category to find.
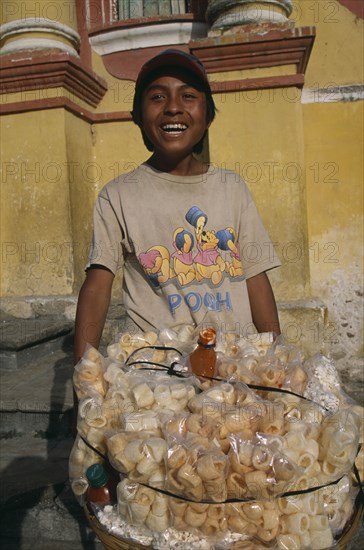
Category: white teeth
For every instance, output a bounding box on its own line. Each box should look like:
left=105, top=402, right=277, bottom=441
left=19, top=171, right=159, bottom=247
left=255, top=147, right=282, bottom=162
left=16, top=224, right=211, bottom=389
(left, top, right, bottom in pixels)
left=162, top=124, right=187, bottom=132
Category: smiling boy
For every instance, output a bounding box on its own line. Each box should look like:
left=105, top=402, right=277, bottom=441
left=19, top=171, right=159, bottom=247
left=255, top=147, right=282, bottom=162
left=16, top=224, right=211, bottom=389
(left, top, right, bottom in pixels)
left=74, top=49, right=281, bottom=365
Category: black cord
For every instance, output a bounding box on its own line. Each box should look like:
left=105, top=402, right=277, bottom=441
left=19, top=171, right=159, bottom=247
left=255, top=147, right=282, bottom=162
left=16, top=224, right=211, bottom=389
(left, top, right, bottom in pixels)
left=125, top=345, right=183, bottom=366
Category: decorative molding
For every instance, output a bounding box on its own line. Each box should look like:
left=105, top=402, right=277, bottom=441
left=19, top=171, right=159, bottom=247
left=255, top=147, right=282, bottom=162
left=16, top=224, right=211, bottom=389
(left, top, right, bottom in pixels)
left=89, top=14, right=208, bottom=53
left=1, top=38, right=79, bottom=57
left=100, top=44, right=189, bottom=81
left=0, top=51, right=108, bottom=108
left=213, top=8, right=288, bottom=26
left=337, top=0, right=364, bottom=19
left=210, top=73, right=304, bottom=93
left=301, top=84, right=364, bottom=104
left=90, top=20, right=208, bottom=55
left=0, top=18, right=80, bottom=56
left=94, top=25, right=315, bottom=86
left=0, top=24, right=316, bottom=117
left=190, top=26, right=316, bottom=77
left=0, top=71, right=306, bottom=122
left=0, top=96, right=132, bottom=123
left=206, top=0, right=293, bottom=28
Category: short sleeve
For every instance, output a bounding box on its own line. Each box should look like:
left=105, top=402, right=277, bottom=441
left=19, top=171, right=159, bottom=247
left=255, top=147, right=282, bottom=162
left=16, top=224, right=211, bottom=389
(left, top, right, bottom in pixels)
left=85, top=191, right=125, bottom=274
left=239, top=199, right=281, bottom=279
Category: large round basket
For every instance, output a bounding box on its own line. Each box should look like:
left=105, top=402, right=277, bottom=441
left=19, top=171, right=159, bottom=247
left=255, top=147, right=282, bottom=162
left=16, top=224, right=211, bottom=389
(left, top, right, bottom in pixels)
left=85, top=498, right=363, bottom=550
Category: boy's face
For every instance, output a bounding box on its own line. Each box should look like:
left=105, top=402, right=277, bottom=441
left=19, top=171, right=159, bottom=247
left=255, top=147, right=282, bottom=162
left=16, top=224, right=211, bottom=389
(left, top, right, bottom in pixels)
left=140, top=69, right=210, bottom=160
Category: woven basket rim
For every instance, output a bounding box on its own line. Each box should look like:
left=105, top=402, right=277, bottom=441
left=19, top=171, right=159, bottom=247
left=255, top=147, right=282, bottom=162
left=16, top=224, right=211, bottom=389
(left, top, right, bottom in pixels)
left=85, top=498, right=363, bottom=550
left=85, top=506, right=152, bottom=549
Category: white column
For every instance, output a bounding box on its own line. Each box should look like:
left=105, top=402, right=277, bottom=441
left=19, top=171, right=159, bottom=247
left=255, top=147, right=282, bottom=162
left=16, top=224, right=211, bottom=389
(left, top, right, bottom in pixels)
left=0, top=0, right=80, bottom=56
left=206, top=0, right=293, bottom=29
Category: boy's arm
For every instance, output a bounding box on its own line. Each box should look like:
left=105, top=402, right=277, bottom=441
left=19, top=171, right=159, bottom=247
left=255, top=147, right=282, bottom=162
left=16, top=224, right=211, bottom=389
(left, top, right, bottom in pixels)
left=246, top=272, right=281, bottom=336
left=74, top=265, right=115, bottom=364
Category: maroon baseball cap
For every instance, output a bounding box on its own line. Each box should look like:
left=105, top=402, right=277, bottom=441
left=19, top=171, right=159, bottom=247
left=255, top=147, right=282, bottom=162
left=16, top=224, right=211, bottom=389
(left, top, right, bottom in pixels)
left=135, top=48, right=211, bottom=92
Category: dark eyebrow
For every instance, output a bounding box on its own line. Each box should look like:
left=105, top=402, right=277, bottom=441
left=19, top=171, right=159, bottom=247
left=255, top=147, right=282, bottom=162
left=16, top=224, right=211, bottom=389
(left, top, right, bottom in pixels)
left=144, top=82, right=199, bottom=93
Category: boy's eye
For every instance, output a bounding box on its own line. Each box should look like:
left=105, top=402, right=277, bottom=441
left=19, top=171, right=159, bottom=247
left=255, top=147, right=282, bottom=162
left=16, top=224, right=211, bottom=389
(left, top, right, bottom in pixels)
left=150, top=93, right=164, bottom=100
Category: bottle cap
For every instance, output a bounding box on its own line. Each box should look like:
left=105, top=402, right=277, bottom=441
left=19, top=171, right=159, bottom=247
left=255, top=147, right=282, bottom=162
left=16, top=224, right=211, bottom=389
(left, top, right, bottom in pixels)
left=86, top=463, right=108, bottom=488
left=198, top=327, right=217, bottom=346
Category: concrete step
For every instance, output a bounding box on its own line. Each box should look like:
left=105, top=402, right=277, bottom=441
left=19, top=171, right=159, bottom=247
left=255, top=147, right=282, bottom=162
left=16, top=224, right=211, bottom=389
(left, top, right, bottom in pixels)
left=0, top=297, right=129, bottom=371
left=0, top=346, right=74, bottom=437
left=0, top=311, right=74, bottom=370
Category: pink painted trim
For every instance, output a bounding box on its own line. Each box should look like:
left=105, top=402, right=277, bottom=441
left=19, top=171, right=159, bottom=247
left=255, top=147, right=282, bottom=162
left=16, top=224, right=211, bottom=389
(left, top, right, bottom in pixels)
left=100, top=27, right=315, bottom=82
left=337, top=0, right=364, bottom=19
left=0, top=72, right=304, bottom=122
left=0, top=50, right=107, bottom=107
left=210, top=74, right=305, bottom=93
left=191, top=27, right=316, bottom=76
left=0, top=96, right=132, bottom=122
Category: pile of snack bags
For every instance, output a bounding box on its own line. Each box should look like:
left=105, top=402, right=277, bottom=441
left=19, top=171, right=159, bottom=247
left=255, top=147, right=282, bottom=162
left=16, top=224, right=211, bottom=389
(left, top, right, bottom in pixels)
left=70, top=320, right=363, bottom=549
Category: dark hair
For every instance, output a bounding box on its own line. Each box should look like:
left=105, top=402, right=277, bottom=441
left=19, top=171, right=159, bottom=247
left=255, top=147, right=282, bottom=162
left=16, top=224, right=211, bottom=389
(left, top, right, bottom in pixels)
left=131, top=66, right=216, bottom=154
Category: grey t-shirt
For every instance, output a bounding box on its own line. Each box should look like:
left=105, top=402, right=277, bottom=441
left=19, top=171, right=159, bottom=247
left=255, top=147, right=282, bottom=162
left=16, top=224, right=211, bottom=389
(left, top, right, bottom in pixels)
left=87, top=163, right=280, bottom=334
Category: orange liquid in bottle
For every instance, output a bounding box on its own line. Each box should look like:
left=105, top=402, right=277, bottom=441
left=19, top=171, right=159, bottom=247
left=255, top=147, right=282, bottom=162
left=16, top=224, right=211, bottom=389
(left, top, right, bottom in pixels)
left=188, top=327, right=217, bottom=379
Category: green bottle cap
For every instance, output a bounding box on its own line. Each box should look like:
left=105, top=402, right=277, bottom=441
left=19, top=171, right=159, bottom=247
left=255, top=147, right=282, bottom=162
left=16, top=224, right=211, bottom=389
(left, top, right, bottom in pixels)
left=86, top=463, right=108, bottom=488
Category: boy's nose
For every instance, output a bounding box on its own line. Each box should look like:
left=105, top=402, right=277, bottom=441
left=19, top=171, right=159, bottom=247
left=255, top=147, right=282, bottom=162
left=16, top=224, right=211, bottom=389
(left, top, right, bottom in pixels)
left=164, top=95, right=183, bottom=114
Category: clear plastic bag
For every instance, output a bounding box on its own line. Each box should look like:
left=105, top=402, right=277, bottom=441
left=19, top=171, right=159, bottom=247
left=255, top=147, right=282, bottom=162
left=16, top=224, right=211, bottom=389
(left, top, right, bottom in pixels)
left=73, top=345, right=107, bottom=400
left=227, top=432, right=302, bottom=500
left=68, top=434, right=104, bottom=504
left=106, top=429, right=166, bottom=487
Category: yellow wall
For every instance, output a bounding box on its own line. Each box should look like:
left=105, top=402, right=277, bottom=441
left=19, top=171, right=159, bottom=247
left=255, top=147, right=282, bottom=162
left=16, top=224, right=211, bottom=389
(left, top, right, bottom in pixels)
left=293, top=0, right=364, bottom=86
left=296, top=0, right=363, bottom=362
left=64, top=112, right=96, bottom=291
left=66, top=115, right=145, bottom=295
left=0, top=109, right=74, bottom=296
left=303, top=98, right=363, bottom=360
left=209, top=87, right=309, bottom=302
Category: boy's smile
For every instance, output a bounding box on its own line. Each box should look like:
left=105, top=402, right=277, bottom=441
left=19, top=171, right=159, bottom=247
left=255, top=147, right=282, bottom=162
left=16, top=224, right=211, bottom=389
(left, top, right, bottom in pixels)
left=160, top=123, right=187, bottom=135
left=140, top=70, right=210, bottom=172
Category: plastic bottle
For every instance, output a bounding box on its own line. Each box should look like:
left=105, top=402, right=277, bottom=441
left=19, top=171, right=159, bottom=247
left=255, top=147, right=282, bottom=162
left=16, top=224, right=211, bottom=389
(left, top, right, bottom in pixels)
left=86, top=463, right=117, bottom=505
left=188, top=327, right=217, bottom=379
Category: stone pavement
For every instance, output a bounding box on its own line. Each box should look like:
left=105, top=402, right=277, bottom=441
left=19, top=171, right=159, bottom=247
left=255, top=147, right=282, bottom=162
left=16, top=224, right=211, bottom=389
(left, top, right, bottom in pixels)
left=0, top=334, right=104, bottom=549
left=0, top=312, right=363, bottom=549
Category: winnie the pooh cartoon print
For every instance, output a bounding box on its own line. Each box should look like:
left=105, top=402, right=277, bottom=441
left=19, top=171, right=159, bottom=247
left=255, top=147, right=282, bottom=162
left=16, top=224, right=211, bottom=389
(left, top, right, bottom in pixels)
left=138, top=210, right=244, bottom=289
left=172, top=228, right=196, bottom=286
left=138, top=245, right=175, bottom=287
left=185, top=206, right=226, bottom=285
left=216, top=227, right=244, bottom=278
